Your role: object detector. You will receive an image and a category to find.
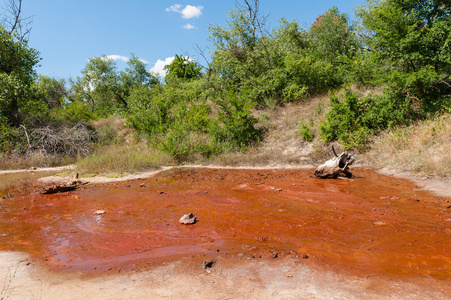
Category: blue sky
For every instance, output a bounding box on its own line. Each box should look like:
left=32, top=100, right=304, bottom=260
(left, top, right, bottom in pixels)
left=20, top=0, right=366, bottom=80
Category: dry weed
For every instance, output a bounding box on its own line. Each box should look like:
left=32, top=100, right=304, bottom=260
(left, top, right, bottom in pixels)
left=364, top=114, right=451, bottom=177
left=76, top=143, right=176, bottom=175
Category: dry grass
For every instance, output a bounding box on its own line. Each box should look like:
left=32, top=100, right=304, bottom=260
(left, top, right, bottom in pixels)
left=76, top=143, right=176, bottom=175
left=364, top=113, right=451, bottom=177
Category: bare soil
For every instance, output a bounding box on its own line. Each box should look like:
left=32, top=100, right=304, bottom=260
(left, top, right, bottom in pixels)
left=1, top=167, right=450, bottom=299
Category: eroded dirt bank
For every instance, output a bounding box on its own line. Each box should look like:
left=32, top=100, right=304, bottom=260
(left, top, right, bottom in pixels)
left=1, top=168, right=450, bottom=299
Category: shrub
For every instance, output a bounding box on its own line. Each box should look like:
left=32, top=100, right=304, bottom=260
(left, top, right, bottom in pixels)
left=319, top=90, right=414, bottom=149
left=298, top=121, right=314, bottom=142
left=51, top=101, right=97, bottom=122
left=211, top=91, right=263, bottom=149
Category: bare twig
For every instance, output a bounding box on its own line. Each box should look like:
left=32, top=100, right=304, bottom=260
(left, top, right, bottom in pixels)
left=19, top=124, right=30, bottom=148
left=2, top=0, right=33, bottom=40
left=332, top=145, right=338, bottom=157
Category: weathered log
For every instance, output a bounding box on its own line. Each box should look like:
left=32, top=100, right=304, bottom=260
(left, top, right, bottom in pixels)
left=41, top=184, right=77, bottom=194
left=41, top=173, right=86, bottom=194
left=314, top=146, right=355, bottom=178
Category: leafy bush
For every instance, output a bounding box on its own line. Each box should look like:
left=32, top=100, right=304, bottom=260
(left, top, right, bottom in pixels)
left=157, top=102, right=214, bottom=161
left=0, top=124, right=22, bottom=153
left=211, top=91, right=263, bottom=150
left=126, top=85, right=171, bottom=135
left=319, top=90, right=414, bottom=149
left=298, top=121, right=314, bottom=142
left=51, top=101, right=97, bottom=122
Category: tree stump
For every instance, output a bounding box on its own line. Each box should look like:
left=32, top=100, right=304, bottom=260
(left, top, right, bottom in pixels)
left=314, top=146, right=355, bottom=178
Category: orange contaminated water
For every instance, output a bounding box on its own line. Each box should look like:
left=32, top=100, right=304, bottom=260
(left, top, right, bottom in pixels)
left=0, top=168, right=450, bottom=279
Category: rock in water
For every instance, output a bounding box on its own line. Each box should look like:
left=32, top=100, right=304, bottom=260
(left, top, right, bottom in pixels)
left=179, top=213, right=196, bottom=224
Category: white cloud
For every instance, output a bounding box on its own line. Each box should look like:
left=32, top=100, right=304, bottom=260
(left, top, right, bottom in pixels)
left=183, top=23, right=195, bottom=30
left=166, top=4, right=203, bottom=19
left=103, top=55, right=129, bottom=62
left=149, top=56, right=175, bottom=78
left=165, top=4, right=181, bottom=13
left=102, top=55, right=149, bottom=64
left=181, top=5, right=203, bottom=19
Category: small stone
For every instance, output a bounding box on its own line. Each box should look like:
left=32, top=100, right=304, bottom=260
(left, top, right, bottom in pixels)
left=94, top=210, right=106, bottom=215
left=202, top=260, right=215, bottom=269
left=374, top=221, right=387, bottom=226
left=179, top=213, right=196, bottom=224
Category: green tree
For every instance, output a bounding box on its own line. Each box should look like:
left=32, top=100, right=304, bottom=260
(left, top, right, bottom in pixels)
left=122, top=54, right=159, bottom=88
left=164, top=54, right=202, bottom=84
left=70, top=54, right=160, bottom=117
left=309, top=7, right=359, bottom=59
left=35, top=75, right=67, bottom=109
left=71, top=56, right=127, bottom=116
left=357, top=0, right=451, bottom=104
left=0, top=25, right=40, bottom=125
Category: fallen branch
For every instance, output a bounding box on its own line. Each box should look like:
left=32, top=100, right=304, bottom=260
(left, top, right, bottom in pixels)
left=41, top=173, right=87, bottom=194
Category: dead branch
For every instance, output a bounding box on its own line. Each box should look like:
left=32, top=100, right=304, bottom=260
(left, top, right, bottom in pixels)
left=2, top=0, right=33, bottom=40
left=28, top=123, right=95, bottom=158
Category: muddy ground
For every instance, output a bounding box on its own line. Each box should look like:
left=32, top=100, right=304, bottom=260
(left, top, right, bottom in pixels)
left=0, top=167, right=450, bottom=299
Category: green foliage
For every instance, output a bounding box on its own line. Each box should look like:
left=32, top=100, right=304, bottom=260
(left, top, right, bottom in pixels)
left=5, top=0, right=451, bottom=167
left=0, top=123, right=21, bottom=153
left=164, top=54, right=203, bottom=84
left=51, top=101, right=97, bottom=123
left=122, top=54, right=159, bottom=88
left=283, top=51, right=342, bottom=99
left=126, top=83, right=263, bottom=161
left=70, top=56, right=127, bottom=117
left=309, top=7, right=359, bottom=59
left=156, top=101, right=214, bottom=161
left=208, top=5, right=363, bottom=105
left=0, top=25, right=41, bottom=125
left=211, top=91, right=263, bottom=149
left=319, top=90, right=413, bottom=149
left=126, top=85, right=171, bottom=135
left=70, top=54, right=159, bottom=118
left=35, top=75, right=67, bottom=109
left=298, top=121, right=314, bottom=142
left=357, top=0, right=451, bottom=102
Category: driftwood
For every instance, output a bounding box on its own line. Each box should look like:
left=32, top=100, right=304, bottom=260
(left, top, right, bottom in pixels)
left=41, top=173, right=87, bottom=194
left=314, top=146, right=355, bottom=178
left=41, top=184, right=78, bottom=194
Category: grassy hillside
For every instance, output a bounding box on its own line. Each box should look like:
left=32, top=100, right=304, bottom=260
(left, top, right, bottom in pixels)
left=1, top=88, right=450, bottom=179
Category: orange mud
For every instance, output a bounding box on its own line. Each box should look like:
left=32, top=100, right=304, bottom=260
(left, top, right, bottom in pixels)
left=0, top=168, right=450, bottom=280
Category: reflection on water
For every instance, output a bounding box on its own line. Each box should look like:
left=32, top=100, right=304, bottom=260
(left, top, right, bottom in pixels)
left=0, top=171, right=56, bottom=197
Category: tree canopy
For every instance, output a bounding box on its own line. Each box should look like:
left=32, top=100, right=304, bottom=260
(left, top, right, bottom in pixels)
left=0, top=24, right=40, bottom=125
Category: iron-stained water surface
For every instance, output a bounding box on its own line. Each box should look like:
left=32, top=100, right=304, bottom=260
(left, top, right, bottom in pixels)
left=0, top=168, right=450, bottom=279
